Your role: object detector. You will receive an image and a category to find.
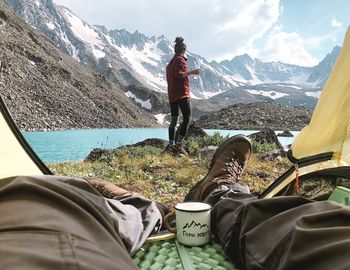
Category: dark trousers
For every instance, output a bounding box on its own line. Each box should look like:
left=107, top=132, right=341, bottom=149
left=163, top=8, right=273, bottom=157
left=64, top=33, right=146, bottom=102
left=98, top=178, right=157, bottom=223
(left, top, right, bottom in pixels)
left=0, top=175, right=161, bottom=270
left=1, top=176, right=349, bottom=270
left=168, top=97, right=191, bottom=141
left=204, top=184, right=350, bottom=270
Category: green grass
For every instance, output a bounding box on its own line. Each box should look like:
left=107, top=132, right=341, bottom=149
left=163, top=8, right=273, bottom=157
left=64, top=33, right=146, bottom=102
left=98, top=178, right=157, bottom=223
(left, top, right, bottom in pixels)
left=48, top=135, right=291, bottom=206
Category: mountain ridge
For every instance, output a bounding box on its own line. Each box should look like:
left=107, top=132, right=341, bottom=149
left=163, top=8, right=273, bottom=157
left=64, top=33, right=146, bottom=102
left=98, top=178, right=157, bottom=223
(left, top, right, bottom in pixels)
left=3, top=0, right=341, bottom=106
left=0, top=2, right=159, bottom=131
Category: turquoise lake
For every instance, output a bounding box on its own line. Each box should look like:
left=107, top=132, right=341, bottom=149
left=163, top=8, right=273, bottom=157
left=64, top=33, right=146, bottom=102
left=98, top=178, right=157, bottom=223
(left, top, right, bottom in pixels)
left=23, top=128, right=299, bottom=163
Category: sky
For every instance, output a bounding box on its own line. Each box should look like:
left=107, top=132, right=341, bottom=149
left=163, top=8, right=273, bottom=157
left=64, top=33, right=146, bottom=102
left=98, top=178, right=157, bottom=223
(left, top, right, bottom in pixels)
left=53, top=0, right=350, bottom=67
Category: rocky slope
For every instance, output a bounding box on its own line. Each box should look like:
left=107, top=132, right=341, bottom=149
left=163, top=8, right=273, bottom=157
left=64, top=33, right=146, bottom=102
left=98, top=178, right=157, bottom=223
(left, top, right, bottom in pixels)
left=3, top=0, right=340, bottom=105
left=0, top=3, right=159, bottom=131
left=196, top=102, right=313, bottom=131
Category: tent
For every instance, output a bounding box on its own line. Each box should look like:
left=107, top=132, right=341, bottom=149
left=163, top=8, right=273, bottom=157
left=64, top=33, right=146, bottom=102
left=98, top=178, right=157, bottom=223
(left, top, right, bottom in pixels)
left=0, top=96, right=52, bottom=178
left=1, top=26, right=350, bottom=198
left=260, top=27, right=350, bottom=198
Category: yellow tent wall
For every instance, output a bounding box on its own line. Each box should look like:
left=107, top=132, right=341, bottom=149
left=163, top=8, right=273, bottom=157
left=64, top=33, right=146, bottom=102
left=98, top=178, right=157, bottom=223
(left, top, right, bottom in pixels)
left=261, top=27, right=350, bottom=198
left=0, top=97, right=51, bottom=178
left=291, top=27, right=350, bottom=165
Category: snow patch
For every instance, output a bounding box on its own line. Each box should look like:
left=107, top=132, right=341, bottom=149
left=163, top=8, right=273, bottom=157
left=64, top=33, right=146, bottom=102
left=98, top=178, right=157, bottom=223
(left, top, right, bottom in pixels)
left=28, top=60, right=36, bottom=65
left=245, top=65, right=263, bottom=85
left=190, top=92, right=201, bottom=99
left=154, top=113, right=168, bottom=125
left=63, top=9, right=104, bottom=47
left=46, top=22, right=55, bottom=30
left=277, top=84, right=303, bottom=89
left=92, top=48, right=105, bottom=59
left=202, top=90, right=224, bottom=99
left=35, top=1, right=41, bottom=7
left=245, top=89, right=289, bottom=100
left=113, top=42, right=167, bottom=90
left=305, top=91, right=322, bottom=98
left=125, top=91, right=152, bottom=110
left=58, top=28, right=79, bottom=60
left=283, top=73, right=319, bottom=87
left=221, top=74, right=244, bottom=87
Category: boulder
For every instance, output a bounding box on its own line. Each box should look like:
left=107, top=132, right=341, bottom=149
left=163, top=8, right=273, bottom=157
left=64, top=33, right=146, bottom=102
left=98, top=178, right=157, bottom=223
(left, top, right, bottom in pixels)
left=248, top=128, right=284, bottom=150
left=174, top=122, right=208, bottom=141
left=256, top=149, right=287, bottom=162
left=85, top=148, right=112, bottom=163
left=277, top=130, right=293, bottom=137
left=132, top=138, right=168, bottom=148
left=186, top=122, right=208, bottom=138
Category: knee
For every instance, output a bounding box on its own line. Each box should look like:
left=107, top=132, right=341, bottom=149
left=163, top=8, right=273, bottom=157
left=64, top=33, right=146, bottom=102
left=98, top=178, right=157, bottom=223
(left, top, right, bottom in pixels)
left=169, top=116, right=178, bottom=128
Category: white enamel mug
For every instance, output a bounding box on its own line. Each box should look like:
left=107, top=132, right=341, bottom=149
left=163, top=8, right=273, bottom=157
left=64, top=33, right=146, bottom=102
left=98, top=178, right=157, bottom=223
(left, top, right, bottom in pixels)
left=164, top=202, right=211, bottom=246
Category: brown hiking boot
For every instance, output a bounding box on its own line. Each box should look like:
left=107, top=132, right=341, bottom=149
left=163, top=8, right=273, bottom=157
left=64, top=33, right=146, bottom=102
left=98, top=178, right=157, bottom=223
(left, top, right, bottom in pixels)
left=162, top=144, right=177, bottom=155
left=175, top=142, right=188, bottom=156
left=184, top=135, right=252, bottom=201
left=163, top=143, right=188, bottom=157
left=85, top=178, right=131, bottom=198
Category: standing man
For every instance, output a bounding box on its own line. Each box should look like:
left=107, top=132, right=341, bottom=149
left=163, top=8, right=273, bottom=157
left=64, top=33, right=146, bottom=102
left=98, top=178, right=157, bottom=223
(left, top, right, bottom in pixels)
left=166, top=37, right=200, bottom=154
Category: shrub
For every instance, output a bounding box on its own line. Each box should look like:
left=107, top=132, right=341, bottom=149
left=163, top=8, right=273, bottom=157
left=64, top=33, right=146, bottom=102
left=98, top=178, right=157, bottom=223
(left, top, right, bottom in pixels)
left=251, top=138, right=276, bottom=153
left=187, top=132, right=228, bottom=156
left=112, top=146, right=162, bottom=158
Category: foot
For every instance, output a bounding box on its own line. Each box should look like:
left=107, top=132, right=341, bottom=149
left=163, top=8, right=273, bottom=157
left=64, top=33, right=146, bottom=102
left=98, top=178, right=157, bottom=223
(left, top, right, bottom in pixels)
left=175, top=142, right=188, bottom=156
left=163, top=143, right=188, bottom=157
left=163, top=144, right=177, bottom=154
left=184, top=135, right=252, bottom=201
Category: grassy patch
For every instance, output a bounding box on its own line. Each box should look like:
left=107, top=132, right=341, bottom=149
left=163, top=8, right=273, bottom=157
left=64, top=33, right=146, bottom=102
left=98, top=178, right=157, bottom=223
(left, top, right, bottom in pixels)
left=49, top=134, right=291, bottom=206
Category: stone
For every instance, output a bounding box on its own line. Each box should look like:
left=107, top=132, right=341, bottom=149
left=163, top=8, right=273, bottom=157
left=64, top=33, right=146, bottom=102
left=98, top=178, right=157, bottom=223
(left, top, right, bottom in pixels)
left=196, top=102, right=313, bottom=131
left=84, top=148, right=112, bottom=162
left=133, top=138, right=168, bottom=149
left=186, top=122, right=208, bottom=138
left=248, top=128, right=284, bottom=150
left=257, top=149, right=287, bottom=161
left=277, top=130, right=293, bottom=137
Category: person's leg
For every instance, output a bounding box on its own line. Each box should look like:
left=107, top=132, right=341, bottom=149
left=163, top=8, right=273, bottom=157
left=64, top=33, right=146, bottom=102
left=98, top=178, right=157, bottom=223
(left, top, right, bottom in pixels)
left=210, top=194, right=350, bottom=270
left=168, top=101, right=179, bottom=145
left=176, top=97, right=191, bottom=143
left=0, top=175, right=141, bottom=270
left=184, top=135, right=350, bottom=270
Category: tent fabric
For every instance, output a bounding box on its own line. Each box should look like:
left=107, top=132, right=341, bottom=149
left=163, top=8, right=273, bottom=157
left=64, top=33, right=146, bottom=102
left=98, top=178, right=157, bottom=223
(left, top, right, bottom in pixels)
left=0, top=96, right=52, bottom=178
left=261, top=27, right=350, bottom=199
left=292, top=27, right=350, bottom=164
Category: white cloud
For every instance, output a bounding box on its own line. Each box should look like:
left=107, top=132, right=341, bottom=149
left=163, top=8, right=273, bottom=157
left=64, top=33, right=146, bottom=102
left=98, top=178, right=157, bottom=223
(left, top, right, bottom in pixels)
left=256, top=27, right=318, bottom=67
left=331, top=18, right=342, bottom=29
left=54, top=0, right=281, bottom=61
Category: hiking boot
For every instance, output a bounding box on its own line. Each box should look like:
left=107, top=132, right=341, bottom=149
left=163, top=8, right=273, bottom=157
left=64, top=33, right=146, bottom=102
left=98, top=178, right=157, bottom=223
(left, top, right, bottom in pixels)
left=85, top=178, right=131, bottom=198
left=175, top=142, right=188, bottom=156
left=163, top=143, right=188, bottom=157
left=184, top=135, right=252, bottom=202
left=162, top=144, right=177, bottom=155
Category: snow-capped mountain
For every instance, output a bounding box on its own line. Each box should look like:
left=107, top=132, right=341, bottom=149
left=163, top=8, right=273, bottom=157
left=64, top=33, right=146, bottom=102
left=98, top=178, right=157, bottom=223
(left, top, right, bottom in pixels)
left=4, top=0, right=340, bottom=107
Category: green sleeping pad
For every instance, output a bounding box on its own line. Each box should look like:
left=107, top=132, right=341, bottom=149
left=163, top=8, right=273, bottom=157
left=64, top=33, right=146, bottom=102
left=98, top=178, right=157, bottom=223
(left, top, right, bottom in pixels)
left=328, top=186, right=350, bottom=206
left=133, top=239, right=236, bottom=270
